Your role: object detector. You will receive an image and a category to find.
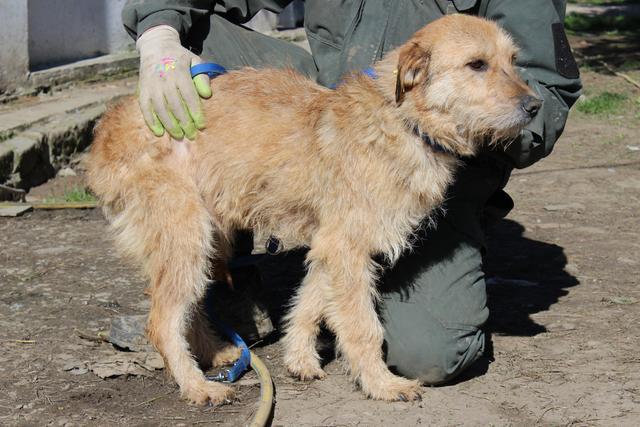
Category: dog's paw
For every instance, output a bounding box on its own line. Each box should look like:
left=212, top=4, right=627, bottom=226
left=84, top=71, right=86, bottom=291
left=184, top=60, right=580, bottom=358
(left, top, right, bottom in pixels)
left=285, top=357, right=327, bottom=381
left=182, top=381, right=235, bottom=406
left=211, top=344, right=242, bottom=368
left=361, top=376, right=422, bottom=402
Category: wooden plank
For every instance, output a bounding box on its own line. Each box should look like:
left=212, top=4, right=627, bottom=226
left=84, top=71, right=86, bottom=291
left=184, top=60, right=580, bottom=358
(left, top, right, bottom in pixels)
left=0, top=204, right=33, bottom=217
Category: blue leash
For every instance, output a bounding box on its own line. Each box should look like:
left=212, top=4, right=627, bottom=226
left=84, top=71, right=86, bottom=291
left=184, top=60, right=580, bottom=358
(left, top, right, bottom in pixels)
left=191, top=63, right=251, bottom=383
left=205, top=312, right=252, bottom=383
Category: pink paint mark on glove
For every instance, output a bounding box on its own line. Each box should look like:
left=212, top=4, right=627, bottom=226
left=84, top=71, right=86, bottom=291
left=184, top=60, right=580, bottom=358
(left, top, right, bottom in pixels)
left=155, top=56, right=177, bottom=78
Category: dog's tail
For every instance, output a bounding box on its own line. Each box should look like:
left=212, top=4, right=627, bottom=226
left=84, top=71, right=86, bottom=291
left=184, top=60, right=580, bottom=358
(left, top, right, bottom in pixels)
left=86, top=97, right=213, bottom=288
left=86, top=98, right=158, bottom=215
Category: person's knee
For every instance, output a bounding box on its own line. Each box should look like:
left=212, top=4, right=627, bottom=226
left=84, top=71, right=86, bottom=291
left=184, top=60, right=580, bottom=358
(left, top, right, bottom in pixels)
left=386, top=326, right=486, bottom=385
left=381, top=221, right=490, bottom=385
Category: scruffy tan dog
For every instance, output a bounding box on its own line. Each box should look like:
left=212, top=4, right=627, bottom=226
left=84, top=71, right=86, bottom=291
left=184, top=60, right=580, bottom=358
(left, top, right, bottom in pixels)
left=87, top=15, right=541, bottom=404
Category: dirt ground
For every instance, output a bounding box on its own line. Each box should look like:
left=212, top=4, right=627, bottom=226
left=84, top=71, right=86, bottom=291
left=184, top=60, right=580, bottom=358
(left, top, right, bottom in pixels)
left=2, top=42, right=640, bottom=427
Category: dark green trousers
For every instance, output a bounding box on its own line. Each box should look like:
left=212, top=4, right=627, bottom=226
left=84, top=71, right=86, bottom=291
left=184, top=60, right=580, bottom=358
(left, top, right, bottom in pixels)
left=198, top=15, right=511, bottom=385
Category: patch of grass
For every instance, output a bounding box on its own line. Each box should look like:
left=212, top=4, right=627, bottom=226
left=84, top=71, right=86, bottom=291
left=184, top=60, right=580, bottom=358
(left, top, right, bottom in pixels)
left=0, top=130, right=15, bottom=143
left=603, top=132, right=626, bottom=145
left=43, top=186, right=96, bottom=203
left=576, top=92, right=628, bottom=114
left=565, top=13, right=640, bottom=33
left=568, top=0, right=640, bottom=5
left=618, top=59, right=640, bottom=71
left=568, top=0, right=640, bottom=4
left=579, top=62, right=596, bottom=72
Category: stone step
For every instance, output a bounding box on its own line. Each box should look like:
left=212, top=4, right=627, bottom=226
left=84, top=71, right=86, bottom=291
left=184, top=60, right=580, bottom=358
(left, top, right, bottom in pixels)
left=0, top=78, right=135, bottom=136
left=28, top=52, right=139, bottom=94
left=0, top=78, right=135, bottom=199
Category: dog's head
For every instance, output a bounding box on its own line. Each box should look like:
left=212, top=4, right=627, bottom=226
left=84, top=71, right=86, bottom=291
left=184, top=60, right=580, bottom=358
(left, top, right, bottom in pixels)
left=393, top=15, right=541, bottom=155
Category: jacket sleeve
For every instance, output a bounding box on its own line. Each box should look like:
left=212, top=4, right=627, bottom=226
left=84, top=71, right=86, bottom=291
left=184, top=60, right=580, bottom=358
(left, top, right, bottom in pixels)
left=486, top=0, right=583, bottom=168
left=122, top=0, right=292, bottom=40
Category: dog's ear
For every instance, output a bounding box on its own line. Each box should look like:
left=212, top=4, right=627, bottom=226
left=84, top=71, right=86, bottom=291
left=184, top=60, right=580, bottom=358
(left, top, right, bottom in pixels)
left=395, top=42, right=430, bottom=105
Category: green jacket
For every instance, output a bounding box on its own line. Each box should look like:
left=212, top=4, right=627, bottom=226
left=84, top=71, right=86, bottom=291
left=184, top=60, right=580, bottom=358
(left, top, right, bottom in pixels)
left=123, top=0, right=582, bottom=169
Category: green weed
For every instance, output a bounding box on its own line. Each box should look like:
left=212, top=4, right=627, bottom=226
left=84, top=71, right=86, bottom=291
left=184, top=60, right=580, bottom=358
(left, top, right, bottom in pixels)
left=43, top=186, right=96, bottom=203
left=618, top=59, right=640, bottom=71
left=565, top=13, right=640, bottom=32
left=603, top=132, right=626, bottom=145
left=568, top=0, right=640, bottom=5
left=0, top=131, right=15, bottom=143
left=576, top=92, right=628, bottom=115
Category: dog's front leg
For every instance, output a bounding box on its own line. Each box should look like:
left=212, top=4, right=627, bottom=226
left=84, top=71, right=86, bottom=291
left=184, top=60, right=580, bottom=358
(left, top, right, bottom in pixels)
left=320, top=242, right=422, bottom=401
left=282, top=259, right=330, bottom=380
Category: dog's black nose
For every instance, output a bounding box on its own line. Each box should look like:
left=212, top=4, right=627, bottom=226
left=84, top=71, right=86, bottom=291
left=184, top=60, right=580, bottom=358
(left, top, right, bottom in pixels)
left=521, top=95, right=542, bottom=117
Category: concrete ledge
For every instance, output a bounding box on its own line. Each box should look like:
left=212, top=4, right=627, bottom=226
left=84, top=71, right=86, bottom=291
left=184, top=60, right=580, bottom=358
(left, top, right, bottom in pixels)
left=28, top=52, right=139, bottom=91
left=0, top=80, right=135, bottom=137
left=0, top=105, right=116, bottom=195
left=2, top=131, right=54, bottom=190
left=0, top=143, right=14, bottom=182
left=35, top=105, right=107, bottom=170
left=0, top=78, right=135, bottom=199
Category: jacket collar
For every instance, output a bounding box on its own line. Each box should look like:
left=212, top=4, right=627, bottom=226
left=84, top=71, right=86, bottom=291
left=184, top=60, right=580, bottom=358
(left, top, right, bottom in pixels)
left=437, top=0, right=479, bottom=14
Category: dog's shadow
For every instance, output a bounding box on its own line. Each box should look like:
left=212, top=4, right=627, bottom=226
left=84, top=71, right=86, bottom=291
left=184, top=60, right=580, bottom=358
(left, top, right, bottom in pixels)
left=203, top=243, right=309, bottom=345
left=204, top=218, right=579, bottom=381
left=483, top=218, right=579, bottom=337
left=451, top=218, right=580, bottom=382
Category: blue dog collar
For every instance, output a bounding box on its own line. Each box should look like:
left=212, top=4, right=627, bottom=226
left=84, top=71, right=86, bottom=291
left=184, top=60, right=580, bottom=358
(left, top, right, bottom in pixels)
left=413, top=125, right=451, bottom=155
left=191, top=63, right=227, bottom=78
left=362, top=67, right=378, bottom=80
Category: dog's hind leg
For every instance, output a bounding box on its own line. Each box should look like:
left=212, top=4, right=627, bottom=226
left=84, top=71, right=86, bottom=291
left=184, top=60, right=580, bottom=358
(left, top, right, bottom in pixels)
left=311, top=231, right=422, bottom=401
left=187, top=235, right=241, bottom=370
left=282, top=260, right=329, bottom=380
left=112, top=164, right=233, bottom=406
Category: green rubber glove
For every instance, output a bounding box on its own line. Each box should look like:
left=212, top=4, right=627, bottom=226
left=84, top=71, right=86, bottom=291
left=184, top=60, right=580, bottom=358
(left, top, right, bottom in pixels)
left=136, top=25, right=212, bottom=139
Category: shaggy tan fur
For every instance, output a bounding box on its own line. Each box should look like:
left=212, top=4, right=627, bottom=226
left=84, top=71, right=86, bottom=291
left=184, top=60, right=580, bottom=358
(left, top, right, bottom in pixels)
left=86, top=15, right=540, bottom=404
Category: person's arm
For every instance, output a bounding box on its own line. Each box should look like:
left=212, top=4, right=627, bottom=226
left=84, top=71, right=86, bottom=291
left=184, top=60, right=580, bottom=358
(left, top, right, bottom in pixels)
left=122, top=0, right=293, bottom=40
left=121, top=0, right=292, bottom=139
left=486, top=0, right=583, bottom=168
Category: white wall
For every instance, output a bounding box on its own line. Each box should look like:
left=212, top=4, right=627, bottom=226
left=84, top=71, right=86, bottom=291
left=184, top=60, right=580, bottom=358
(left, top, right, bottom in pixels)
left=28, top=0, right=132, bottom=70
left=0, top=1, right=29, bottom=94
left=0, top=0, right=303, bottom=93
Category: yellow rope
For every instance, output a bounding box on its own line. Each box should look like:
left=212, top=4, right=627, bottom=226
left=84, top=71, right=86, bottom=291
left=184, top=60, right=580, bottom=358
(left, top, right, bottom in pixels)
left=248, top=351, right=274, bottom=427
left=32, top=201, right=98, bottom=209
left=0, top=201, right=97, bottom=210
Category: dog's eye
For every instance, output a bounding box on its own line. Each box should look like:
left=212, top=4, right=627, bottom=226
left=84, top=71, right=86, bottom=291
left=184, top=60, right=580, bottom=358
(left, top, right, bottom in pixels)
left=467, top=59, right=488, bottom=71
left=511, top=54, right=517, bottom=64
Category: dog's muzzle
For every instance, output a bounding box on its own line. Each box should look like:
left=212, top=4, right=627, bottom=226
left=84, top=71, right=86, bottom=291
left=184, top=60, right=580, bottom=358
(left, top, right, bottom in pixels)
left=520, top=95, right=543, bottom=118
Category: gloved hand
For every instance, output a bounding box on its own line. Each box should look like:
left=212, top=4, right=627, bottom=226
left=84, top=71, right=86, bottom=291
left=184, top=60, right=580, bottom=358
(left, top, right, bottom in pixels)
left=136, top=25, right=212, bottom=139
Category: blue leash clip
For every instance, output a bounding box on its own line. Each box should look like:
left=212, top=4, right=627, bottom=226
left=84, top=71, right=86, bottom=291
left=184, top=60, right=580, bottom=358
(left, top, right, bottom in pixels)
left=206, top=315, right=251, bottom=383
left=191, top=63, right=227, bottom=78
